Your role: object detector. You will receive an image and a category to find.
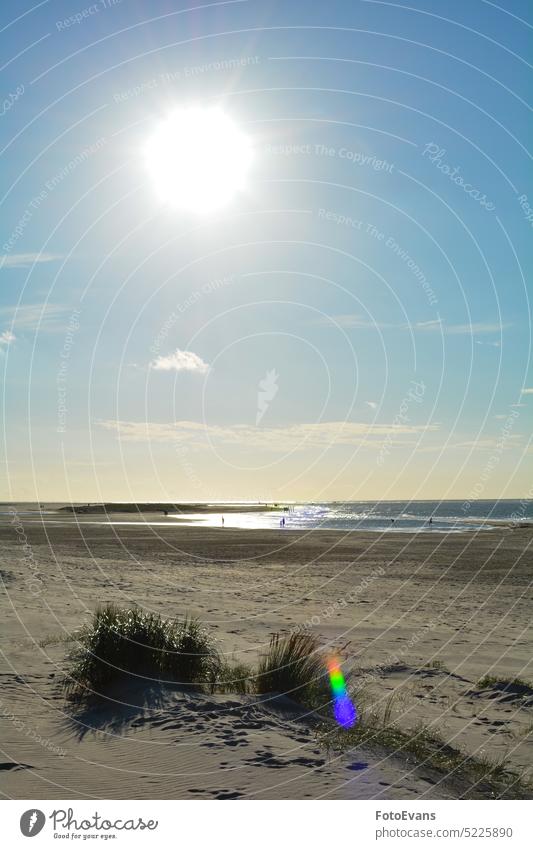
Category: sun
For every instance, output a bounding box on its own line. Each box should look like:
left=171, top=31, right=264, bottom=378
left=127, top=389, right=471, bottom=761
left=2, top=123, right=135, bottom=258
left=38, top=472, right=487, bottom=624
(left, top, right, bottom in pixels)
left=144, top=106, right=253, bottom=214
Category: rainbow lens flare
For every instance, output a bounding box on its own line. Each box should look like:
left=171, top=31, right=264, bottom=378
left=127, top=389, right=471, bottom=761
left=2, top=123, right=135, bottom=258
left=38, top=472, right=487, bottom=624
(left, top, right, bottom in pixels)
left=327, top=658, right=357, bottom=728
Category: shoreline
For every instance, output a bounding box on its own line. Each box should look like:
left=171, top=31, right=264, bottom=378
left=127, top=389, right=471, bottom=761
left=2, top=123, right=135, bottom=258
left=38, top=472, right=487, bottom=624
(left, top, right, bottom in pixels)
left=6, top=512, right=529, bottom=535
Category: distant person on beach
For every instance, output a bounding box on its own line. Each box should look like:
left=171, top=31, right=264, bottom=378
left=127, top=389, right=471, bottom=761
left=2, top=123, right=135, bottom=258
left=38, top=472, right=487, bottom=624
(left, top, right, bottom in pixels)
left=221, top=515, right=224, bottom=527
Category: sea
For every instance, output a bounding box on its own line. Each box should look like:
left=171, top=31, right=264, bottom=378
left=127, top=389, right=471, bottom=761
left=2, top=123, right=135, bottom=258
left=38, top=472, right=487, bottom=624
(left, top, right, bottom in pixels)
left=170, top=499, right=533, bottom=533
left=1, top=499, right=531, bottom=533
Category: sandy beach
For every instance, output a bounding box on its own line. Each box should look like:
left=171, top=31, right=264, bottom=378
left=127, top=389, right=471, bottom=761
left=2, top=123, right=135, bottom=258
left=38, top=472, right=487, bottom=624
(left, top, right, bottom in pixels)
left=1, top=514, right=531, bottom=800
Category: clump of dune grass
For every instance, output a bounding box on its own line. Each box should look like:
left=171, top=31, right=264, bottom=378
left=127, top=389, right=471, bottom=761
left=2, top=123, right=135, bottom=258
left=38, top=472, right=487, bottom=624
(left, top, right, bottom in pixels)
left=38, top=631, right=76, bottom=648
left=317, top=696, right=533, bottom=800
left=212, top=661, right=255, bottom=695
left=476, top=675, right=532, bottom=692
left=425, top=659, right=449, bottom=672
left=65, top=604, right=220, bottom=700
left=256, top=632, right=329, bottom=706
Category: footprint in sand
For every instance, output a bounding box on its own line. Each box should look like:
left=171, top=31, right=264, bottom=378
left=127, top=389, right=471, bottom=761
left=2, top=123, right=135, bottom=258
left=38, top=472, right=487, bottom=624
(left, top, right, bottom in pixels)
left=246, top=751, right=287, bottom=769
left=0, top=762, right=33, bottom=771
left=212, top=790, right=245, bottom=799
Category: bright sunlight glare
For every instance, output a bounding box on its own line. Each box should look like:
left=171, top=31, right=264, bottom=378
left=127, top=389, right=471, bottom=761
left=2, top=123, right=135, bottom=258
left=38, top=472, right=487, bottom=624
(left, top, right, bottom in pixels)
left=144, top=106, right=253, bottom=214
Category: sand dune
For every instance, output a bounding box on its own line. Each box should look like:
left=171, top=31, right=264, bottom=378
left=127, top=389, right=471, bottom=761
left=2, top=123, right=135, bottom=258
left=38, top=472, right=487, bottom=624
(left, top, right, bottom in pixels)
left=1, top=518, right=531, bottom=799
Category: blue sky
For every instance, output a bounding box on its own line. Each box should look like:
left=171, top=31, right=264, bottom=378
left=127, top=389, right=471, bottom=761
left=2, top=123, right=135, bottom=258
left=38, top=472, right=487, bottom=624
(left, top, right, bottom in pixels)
left=1, top=0, right=531, bottom=501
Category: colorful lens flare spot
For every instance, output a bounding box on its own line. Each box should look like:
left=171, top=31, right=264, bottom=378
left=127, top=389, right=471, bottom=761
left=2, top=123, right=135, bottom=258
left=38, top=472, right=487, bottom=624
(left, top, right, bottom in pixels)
left=327, top=658, right=357, bottom=728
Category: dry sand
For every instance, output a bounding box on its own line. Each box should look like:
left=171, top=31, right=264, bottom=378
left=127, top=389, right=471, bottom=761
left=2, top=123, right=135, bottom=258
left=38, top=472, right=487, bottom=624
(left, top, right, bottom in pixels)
left=1, top=513, right=531, bottom=799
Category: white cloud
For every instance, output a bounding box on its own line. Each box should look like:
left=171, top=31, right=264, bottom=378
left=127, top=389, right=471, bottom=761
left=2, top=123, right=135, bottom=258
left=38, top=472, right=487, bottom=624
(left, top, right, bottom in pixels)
left=0, top=330, right=15, bottom=345
left=150, top=349, right=210, bottom=374
left=521, top=388, right=533, bottom=395
left=100, top=419, right=438, bottom=452
left=365, top=401, right=378, bottom=410
left=0, top=253, right=61, bottom=268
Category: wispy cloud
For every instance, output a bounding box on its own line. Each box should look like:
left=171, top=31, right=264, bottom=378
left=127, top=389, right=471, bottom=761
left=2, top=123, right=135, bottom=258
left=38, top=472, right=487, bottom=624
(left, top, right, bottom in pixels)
left=417, top=435, right=523, bottom=453
left=0, top=253, right=61, bottom=269
left=317, top=315, right=507, bottom=336
left=365, top=400, right=378, bottom=410
left=415, top=320, right=507, bottom=335
left=0, top=303, right=72, bottom=333
left=317, top=314, right=396, bottom=330
left=452, top=436, right=523, bottom=450
left=150, top=349, right=210, bottom=374
left=414, top=319, right=442, bottom=329
left=100, top=419, right=438, bottom=452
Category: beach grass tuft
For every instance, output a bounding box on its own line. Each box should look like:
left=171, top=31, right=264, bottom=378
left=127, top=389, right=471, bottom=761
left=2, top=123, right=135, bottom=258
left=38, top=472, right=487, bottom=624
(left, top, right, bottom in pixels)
left=65, top=604, right=220, bottom=699
left=318, top=704, right=533, bottom=799
left=212, top=661, right=255, bottom=694
left=425, top=659, right=449, bottom=672
left=255, top=632, right=329, bottom=705
left=476, top=675, right=532, bottom=692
